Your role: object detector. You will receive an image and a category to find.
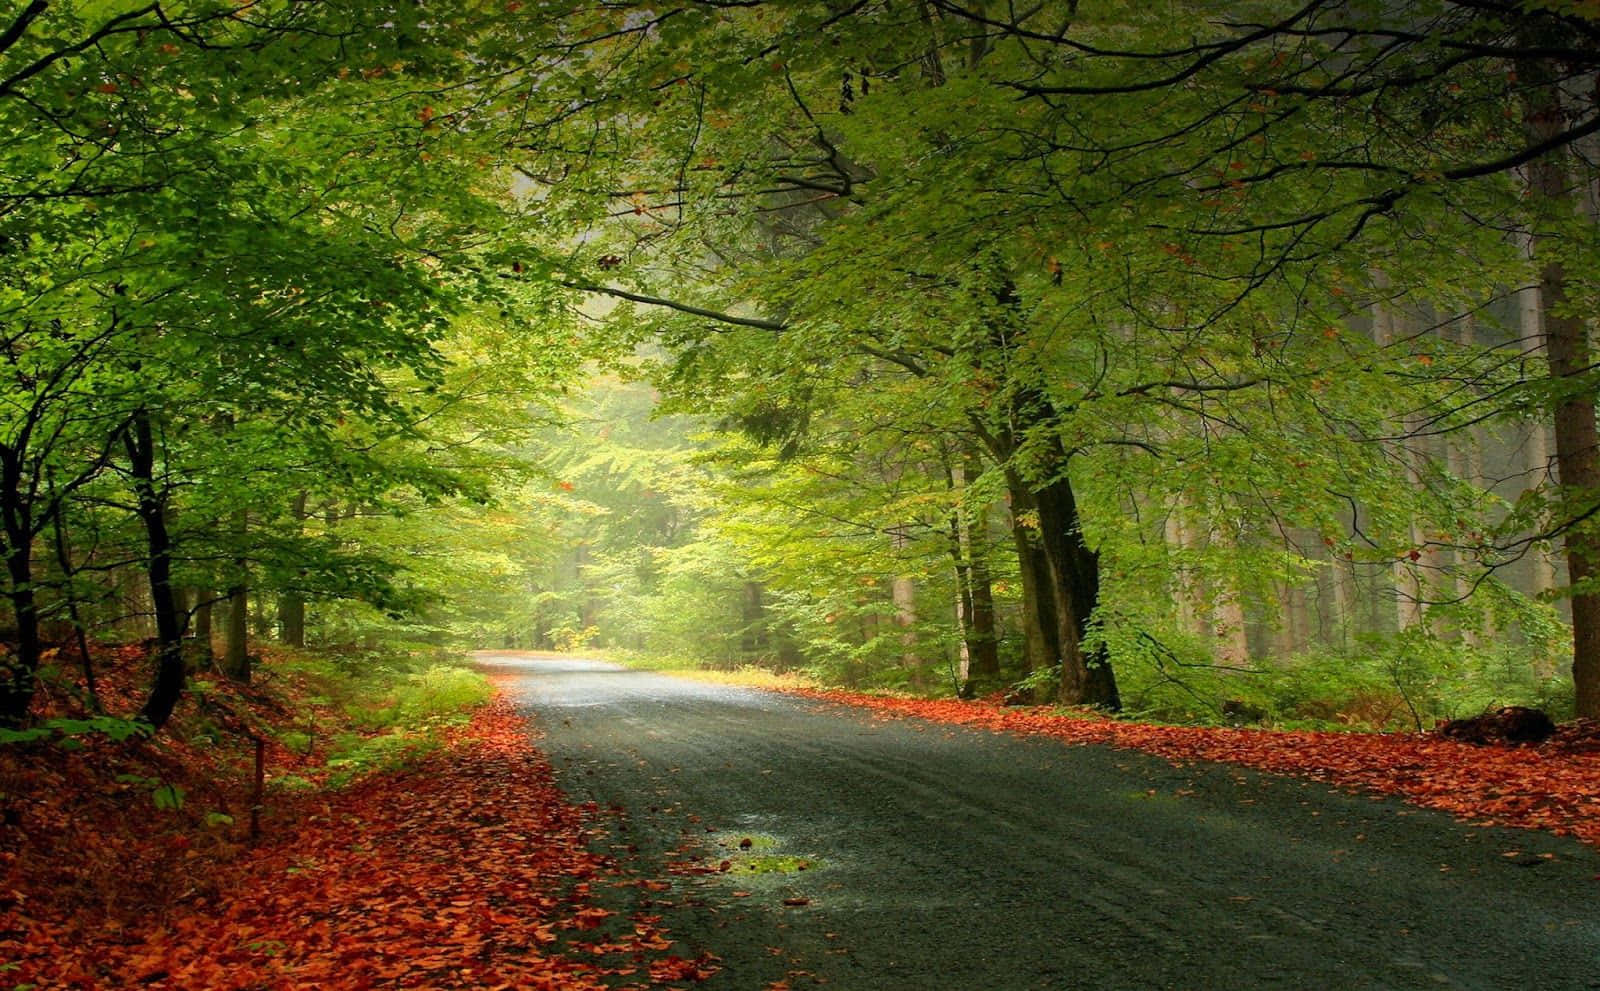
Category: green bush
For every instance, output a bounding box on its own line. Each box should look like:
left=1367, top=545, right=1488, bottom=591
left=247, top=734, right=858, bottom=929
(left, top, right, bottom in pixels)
left=1109, top=626, right=1574, bottom=730
left=326, top=731, right=443, bottom=786
left=393, top=664, right=493, bottom=723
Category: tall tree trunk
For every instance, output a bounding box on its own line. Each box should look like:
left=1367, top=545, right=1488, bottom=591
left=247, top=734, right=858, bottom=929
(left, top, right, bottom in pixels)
left=0, top=551, right=39, bottom=727
left=972, top=273, right=1117, bottom=706
left=224, top=511, right=250, bottom=682
left=966, top=540, right=999, bottom=684
left=1033, top=468, right=1120, bottom=709
left=1522, top=46, right=1600, bottom=718
left=124, top=412, right=186, bottom=729
left=192, top=588, right=213, bottom=663
left=0, top=444, right=41, bottom=726
left=48, top=488, right=99, bottom=711
left=739, top=580, right=768, bottom=657
left=279, top=494, right=307, bottom=648
left=1007, top=484, right=1059, bottom=696
left=890, top=528, right=923, bottom=689
left=947, top=456, right=1000, bottom=694
left=278, top=589, right=305, bottom=649
left=225, top=584, right=249, bottom=681
left=950, top=516, right=1000, bottom=693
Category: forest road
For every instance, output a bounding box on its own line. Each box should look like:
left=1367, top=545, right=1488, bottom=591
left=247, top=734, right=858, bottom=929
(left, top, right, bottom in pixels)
left=483, top=655, right=1600, bottom=991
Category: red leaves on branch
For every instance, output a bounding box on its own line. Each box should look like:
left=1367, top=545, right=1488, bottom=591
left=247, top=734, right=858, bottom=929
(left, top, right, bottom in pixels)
left=2, top=696, right=714, bottom=989
left=786, top=689, right=1600, bottom=847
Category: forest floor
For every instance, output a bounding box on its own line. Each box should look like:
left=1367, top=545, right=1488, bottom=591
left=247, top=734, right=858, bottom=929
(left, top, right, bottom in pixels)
left=0, top=648, right=719, bottom=990
left=6, top=649, right=1600, bottom=989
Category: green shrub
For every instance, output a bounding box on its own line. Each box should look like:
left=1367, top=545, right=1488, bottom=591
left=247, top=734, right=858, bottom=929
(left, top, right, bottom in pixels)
left=326, top=731, right=442, bottom=786
left=393, top=664, right=492, bottom=723
left=277, top=730, right=314, bottom=754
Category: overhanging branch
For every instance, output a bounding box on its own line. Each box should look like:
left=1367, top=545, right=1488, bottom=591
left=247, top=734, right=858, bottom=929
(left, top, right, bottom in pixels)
left=559, top=280, right=788, bottom=332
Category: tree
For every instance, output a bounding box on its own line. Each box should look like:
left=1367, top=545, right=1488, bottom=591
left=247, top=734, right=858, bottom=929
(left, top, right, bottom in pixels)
left=510, top=0, right=1592, bottom=712
left=0, top=0, right=578, bottom=724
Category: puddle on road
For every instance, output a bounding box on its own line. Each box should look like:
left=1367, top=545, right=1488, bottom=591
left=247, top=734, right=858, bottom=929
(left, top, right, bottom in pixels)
left=673, top=829, right=827, bottom=903
left=707, top=833, right=820, bottom=876
left=706, top=831, right=823, bottom=876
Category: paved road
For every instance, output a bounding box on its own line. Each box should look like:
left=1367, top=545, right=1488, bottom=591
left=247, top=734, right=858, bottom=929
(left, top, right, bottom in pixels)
left=484, top=655, right=1600, bottom=990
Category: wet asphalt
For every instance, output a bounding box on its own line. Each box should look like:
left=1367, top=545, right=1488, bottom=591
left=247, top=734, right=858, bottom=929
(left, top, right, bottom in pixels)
left=483, top=655, right=1600, bottom=990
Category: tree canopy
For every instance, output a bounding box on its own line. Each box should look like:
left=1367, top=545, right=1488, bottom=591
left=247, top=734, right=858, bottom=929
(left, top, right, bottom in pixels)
left=2, top=0, right=1598, bottom=727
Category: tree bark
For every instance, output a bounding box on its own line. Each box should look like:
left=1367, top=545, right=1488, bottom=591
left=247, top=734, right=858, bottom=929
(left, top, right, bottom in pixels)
left=948, top=456, right=1000, bottom=694
left=1522, top=44, right=1600, bottom=717
left=192, top=588, right=213, bottom=663
left=48, top=490, right=99, bottom=711
left=278, top=492, right=307, bottom=647
left=966, top=542, right=999, bottom=684
left=224, top=511, right=250, bottom=681
left=1006, top=484, right=1059, bottom=698
left=1032, top=467, right=1120, bottom=709
left=890, top=528, right=923, bottom=689
left=0, top=438, right=41, bottom=725
left=739, top=580, right=769, bottom=659
left=124, top=411, right=186, bottom=729
left=225, top=584, right=250, bottom=681
left=277, top=592, right=305, bottom=648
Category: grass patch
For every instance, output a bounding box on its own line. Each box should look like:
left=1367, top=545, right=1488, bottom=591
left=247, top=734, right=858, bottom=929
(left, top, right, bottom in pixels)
left=262, top=646, right=493, bottom=783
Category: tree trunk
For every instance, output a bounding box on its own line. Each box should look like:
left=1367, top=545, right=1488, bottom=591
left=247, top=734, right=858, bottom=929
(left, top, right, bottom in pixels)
left=124, top=412, right=186, bottom=729
left=947, top=456, right=1000, bottom=694
left=192, top=588, right=214, bottom=663
left=0, top=442, right=41, bottom=726
left=0, top=546, right=40, bottom=727
left=967, top=546, right=999, bottom=680
left=1032, top=469, right=1120, bottom=709
left=971, top=274, right=1117, bottom=706
left=890, top=529, right=923, bottom=689
left=739, top=580, right=768, bottom=657
left=225, top=584, right=249, bottom=681
left=278, top=490, right=307, bottom=647
left=278, top=592, right=305, bottom=648
left=1007, top=484, right=1059, bottom=696
left=1522, top=47, right=1600, bottom=718
left=224, top=511, right=250, bottom=681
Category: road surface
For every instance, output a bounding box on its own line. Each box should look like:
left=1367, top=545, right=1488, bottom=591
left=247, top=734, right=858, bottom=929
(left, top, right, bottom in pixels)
left=484, top=655, right=1600, bottom=990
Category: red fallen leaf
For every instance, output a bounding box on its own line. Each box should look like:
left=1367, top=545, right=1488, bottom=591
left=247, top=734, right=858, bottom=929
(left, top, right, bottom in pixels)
left=572, top=906, right=613, bottom=930
left=782, top=897, right=810, bottom=907
left=649, top=953, right=721, bottom=982
left=5, top=686, right=717, bottom=991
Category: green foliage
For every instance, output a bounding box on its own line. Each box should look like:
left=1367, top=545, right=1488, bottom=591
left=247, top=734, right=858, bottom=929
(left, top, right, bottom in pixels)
left=1113, top=630, right=1572, bottom=731
left=325, top=731, right=444, bottom=787
left=5, top=0, right=1592, bottom=727
left=392, top=666, right=495, bottom=724
left=114, top=774, right=186, bottom=812
left=277, top=731, right=314, bottom=756
left=0, top=715, right=152, bottom=748
left=257, top=647, right=490, bottom=786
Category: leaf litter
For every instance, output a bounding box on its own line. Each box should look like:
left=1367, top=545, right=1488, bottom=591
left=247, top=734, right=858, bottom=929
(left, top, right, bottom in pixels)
left=1, top=691, right=718, bottom=989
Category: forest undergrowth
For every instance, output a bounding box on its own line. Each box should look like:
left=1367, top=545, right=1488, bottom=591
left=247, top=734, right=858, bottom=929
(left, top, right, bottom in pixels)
left=0, top=647, right=717, bottom=990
